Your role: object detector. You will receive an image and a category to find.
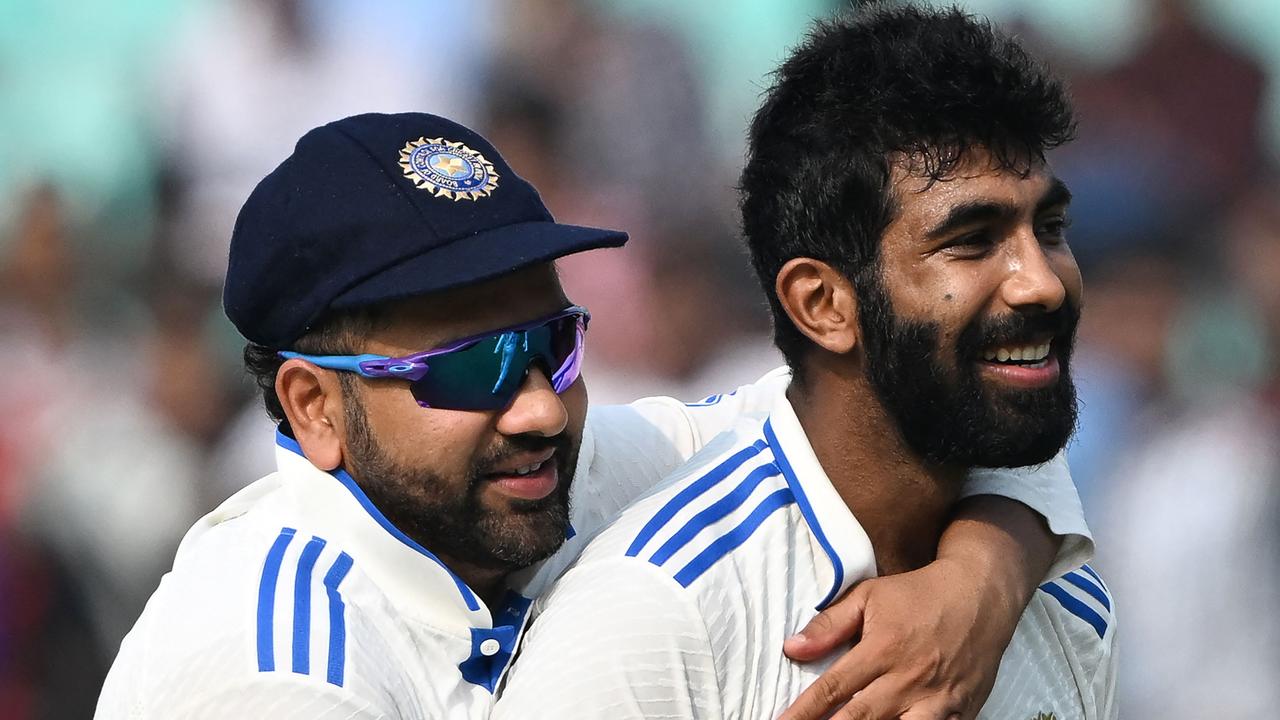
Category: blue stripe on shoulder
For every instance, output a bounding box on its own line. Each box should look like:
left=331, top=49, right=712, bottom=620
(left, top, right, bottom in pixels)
left=673, top=487, right=795, bottom=587
left=1039, top=580, right=1108, bottom=639
left=1079, top=563, right=1109, bottom=593
left=626, top=439, right=768, bottom=558
left=1062, top=570, right=1111, bottom=611
left=648, top=462, right=781, bottom=566
left=257, top=527, right=297, bottom=672
left=292, top=536, right=328, bottom=674
left=323, top=552, right=355, bottom=687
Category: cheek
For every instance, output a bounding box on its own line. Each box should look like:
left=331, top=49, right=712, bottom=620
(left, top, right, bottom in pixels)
left=560, top=379, right=589, bottom=440
left=356, top=384, right=493, bottom=474
left=884, top=265, right=989, bottom=344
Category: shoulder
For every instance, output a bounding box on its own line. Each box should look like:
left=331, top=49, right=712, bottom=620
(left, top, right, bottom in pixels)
left=573, top=423, right=798, bottom=592
left=1036, top=563, right=1116, bottom=645
left=101, top=513, right=406, bottom=717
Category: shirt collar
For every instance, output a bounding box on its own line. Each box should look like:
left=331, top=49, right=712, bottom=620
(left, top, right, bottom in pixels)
left=273, top=431, right=492, bottom=630
left=761, top=386, right=878, bottom=610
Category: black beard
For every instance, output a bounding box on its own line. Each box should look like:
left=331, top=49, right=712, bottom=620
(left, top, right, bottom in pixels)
left=342, top=395, right=575, bottom=573
left=856, top=273, right=1080, bottom=469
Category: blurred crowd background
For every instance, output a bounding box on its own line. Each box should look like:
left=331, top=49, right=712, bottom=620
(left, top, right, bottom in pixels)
left=1, top=0, right=1277, bottom=717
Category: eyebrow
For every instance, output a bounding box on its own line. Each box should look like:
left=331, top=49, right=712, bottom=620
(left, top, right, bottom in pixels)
left=925, top=176, right=1073, bottom=240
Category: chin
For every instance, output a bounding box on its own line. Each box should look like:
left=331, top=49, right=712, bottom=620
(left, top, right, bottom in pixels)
left=972, top=415, right=1074, bottom=467
left=477, top=503, right=572, bottom=568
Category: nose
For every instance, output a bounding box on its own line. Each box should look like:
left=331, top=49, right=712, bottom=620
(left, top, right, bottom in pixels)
left=999, top=235, right=1068, bottom=314
left=494, top=367, right=569, bottom=438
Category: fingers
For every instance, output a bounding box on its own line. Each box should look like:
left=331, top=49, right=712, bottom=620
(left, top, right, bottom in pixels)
left=895, top=696, right=967, bottom=720
left=830, top=677, right=965, bottom=720
left=784, top=586, right=868, bottom=662
left=777, top=644, right=883, bottom=720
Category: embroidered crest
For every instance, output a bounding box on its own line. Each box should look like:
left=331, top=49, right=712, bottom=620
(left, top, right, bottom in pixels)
left=398, top=137, right=499, bottom=201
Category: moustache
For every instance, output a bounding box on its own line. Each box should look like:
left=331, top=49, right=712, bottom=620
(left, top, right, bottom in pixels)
left=958, top=301, right=1081, bottom=359
left=474, top=433, right=571, bottom=478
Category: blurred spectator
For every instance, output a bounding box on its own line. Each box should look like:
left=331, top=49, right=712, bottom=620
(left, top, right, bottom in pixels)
left=154, top=0, right=495, bottom=285
left=1067, top=248, right=1187, bottom=508
left=566, top=216, right=778, bottom=404
left=0, top=185, right=74, bottom=720
left=1094, top=174, right=1280, bottom=718
left=1061, top=0, right=1267, bottom=257
left=492, top=0, right=717, bottom=224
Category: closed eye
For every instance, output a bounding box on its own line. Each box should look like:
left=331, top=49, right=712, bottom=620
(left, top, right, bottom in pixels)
left=940, top=230, right=996, bottom=259
left=1037, top=215, right=1072, bottom=244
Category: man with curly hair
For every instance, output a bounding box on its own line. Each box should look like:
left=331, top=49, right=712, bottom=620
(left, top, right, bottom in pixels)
left=496, top=5, right=1117, bottom=719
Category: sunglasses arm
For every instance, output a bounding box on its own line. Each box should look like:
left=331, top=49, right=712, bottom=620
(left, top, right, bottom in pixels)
left=278, top=351, right=394, bottom=378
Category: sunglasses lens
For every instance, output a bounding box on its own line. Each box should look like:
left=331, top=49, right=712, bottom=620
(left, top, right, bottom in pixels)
left=406, top=313, right=585, bottom=410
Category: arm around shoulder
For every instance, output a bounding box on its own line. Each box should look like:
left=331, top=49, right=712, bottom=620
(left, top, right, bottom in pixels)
left=961, top=450, right=1093, bottom=577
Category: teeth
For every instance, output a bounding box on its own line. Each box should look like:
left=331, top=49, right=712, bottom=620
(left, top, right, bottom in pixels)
left=984, top=342, right=1051, bottom=363
left=513, top=461, right=544, bottom=476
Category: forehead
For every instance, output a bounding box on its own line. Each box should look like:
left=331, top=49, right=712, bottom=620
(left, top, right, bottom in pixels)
left=886, top=152, right=1061, bottom=236
left=372, top=264, right=569, bottom=350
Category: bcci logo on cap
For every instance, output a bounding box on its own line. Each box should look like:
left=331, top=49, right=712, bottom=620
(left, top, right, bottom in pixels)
left=398, top=137, right=500, bottom=201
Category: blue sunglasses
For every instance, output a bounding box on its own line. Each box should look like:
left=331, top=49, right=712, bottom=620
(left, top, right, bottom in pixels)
left=280, top=306, right=589, bottom=411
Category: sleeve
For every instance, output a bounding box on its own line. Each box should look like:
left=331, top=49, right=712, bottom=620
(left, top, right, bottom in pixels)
left=960, top=450, right=1094, bottom=578
left=494, top=559, right=723, bottom=720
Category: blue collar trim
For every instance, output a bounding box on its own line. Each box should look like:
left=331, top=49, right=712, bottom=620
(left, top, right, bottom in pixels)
left=459, top=591, right=533, bottom=693
left=762, top=418, right=845, bottom=610
left=275, top=431, right=481, bottom=612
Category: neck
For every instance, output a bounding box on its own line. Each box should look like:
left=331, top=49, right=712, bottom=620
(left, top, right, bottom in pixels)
left=437, top=554, right=509, bottom=610
left=789, top=360, right=965, bottom=575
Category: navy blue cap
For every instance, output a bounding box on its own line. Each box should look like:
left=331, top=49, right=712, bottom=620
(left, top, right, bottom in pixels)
left=223, top=112, right=628, bottom=347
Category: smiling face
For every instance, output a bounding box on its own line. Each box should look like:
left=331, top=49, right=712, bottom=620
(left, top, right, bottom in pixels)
left=856, top=150, right=1083, bottom=468
left=336, top=264, right=587, bottom=572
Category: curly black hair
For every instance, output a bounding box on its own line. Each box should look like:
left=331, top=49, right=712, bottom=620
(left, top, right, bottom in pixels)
left=739, top=3, right=1076, bottom=379
left=243, top=305, right=388, bottom=436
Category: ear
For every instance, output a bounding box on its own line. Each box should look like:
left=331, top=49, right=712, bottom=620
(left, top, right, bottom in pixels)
left=775, top=258, right=859, bottom=355
left=276, top=359, right=347, bottom=471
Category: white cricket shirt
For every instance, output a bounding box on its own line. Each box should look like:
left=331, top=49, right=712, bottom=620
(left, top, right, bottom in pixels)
left=97, top=368, right=1094, bottom=719
left=494, top=383, right=1117, bottom=720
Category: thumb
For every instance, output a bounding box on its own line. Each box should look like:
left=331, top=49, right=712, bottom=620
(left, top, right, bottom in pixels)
left=784, top=591, right=866, bottom=662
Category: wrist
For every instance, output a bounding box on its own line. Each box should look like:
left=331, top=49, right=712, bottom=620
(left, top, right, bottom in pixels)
left=934, top=543, right=1026, bottom=625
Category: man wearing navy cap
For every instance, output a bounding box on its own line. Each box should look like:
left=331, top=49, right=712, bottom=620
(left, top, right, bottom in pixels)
left=95, top=112, right=1092, bottom=718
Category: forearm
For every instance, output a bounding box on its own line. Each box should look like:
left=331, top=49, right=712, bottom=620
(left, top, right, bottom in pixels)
left=938, top=494, right=1061, bottom=617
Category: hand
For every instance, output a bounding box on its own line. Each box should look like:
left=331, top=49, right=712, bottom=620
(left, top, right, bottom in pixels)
left=779, top=496, right=1057, bottom=720
left=779, top=558, right=1009, bottom=720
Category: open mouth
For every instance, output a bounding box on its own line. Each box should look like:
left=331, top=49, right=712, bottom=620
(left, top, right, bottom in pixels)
left=981, top=340, right=1052, bottom=368
left=511, top=459, right=549, bottom=476
left=486, top=448, right=560, bottom=501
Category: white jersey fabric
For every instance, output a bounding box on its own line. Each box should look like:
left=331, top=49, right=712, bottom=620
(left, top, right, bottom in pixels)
left=97, top=368, right=1093, bottom=719
left=495, top=383, right=1117, bottom=720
